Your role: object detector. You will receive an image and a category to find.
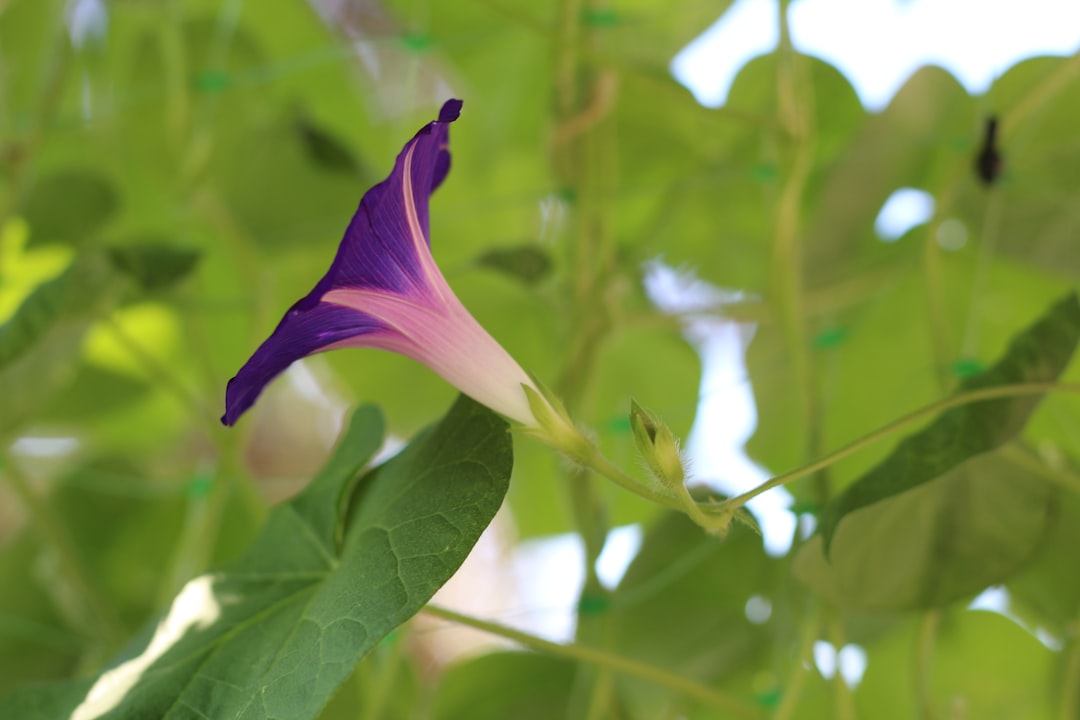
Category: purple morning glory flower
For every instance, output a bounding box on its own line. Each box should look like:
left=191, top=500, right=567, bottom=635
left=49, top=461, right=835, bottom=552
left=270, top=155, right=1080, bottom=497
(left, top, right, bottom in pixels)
left=222, top=99, right=541, bottom=428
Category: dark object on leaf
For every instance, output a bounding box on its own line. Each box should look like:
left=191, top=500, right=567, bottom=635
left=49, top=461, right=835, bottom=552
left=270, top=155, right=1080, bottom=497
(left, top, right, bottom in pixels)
left=107, top=242, right=201, bottom=291
left=477, top=245, right=553, bottom=285
left=975, top=116, right=1002, bottom=186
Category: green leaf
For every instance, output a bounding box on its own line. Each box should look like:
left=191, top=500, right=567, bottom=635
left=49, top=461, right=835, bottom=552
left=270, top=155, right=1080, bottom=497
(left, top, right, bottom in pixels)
left=818, top=292, right=1080, bottom=554
left=0, top=396, right=512, bottom=719
left=106, top=242, right=201, bottom=292
left=0, top=251, right=119, bottom=433
left=794, top=450, right=1055, bottom=610
left=289, top=405, right=386, bottom=551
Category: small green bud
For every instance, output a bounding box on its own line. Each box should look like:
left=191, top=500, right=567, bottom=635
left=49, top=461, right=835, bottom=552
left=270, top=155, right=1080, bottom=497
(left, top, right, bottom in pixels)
left=629, top=400, right=685, bottom=487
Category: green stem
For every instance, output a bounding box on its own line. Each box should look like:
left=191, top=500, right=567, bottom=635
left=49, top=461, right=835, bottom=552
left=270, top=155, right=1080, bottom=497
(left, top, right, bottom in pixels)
left=773, top=601, right=821, bottom=720
left=0, top=453, right=125, bottom=646
left=551, top=0, right=620, bottom=712
left=773, top=8, right=819, bottom=473
left=922, top=211, right=954, bottom=390
left=557, top=380, right=1080, bottom=531
left=915, top=610, right=941, bottom=720
left=1062, top=615, right=1080, bottom=720
left=724, top=381, right=1080, bottom=510
left=566, top=466, right=607, bottom=594
left=672, top=476, right=728, bottom=531
left=568, top=440, right=739, bottom=535
left=576, top=444, right=682, bottom=510
left=554, top=0, right=584, bottom=120
left=582, top=663, right=616, bottom=720
left=828, top=612, right=857, bottom=720
left=421, top=604, right=764, bottom=720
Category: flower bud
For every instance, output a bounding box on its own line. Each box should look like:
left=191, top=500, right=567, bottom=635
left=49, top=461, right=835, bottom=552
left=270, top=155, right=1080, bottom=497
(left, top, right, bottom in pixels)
left=629, top=400, right=685, bottom=487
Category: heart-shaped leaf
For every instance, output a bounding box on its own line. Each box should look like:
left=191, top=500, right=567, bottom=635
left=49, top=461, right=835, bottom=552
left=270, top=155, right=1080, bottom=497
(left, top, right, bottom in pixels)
left=0, top=396, right=511, bottom=719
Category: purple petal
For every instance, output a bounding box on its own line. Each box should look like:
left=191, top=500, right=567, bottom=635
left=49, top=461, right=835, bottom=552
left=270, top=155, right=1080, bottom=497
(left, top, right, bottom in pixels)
left=222, top=301, right=385, bottom=426
left=431, top=99, right=462, bottom=190
left=324, top=99, right=461, bottom=296
left=222, top=100, right=463, bottom=427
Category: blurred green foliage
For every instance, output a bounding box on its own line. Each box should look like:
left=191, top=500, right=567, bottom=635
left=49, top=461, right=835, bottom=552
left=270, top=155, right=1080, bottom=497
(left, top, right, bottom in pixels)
left=3, top=0, right=1080, bottom=718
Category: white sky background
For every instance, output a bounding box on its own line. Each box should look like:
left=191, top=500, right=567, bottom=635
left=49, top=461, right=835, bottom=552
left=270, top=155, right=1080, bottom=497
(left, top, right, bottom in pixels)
left=673, top=0, right=1080, bottom=111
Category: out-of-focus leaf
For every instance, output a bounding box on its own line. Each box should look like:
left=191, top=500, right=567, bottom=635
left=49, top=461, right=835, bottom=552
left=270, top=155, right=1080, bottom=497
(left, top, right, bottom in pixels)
left=795, top=451, right=1055, bottom=610
left=0, top=252, right=119, bottom=433
left=20, top=171, right=119, bottom=247
left=615, top=52, right=865, bottom=293
left=801, top=65, right=975, bottom=289
left=818, top=292, right=1080, bottom=554
left=856, top=610, right=1055, bottom=719
left=604, top=0, right=737, bottom=69
left=747, top=170, right=934, bottom=484
left=432, top=652, right=575, bottom=720
left=0, top=397, right=510, bottom=719
left=1008, top=487, right=1080, bottom=635
left=45, top=464, right=190, bottom=627
left=609, top=512, right=777, bottom=718
left=106, top=242, right=201, bottom=292
left=476, top=245, right=553, bottom=285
